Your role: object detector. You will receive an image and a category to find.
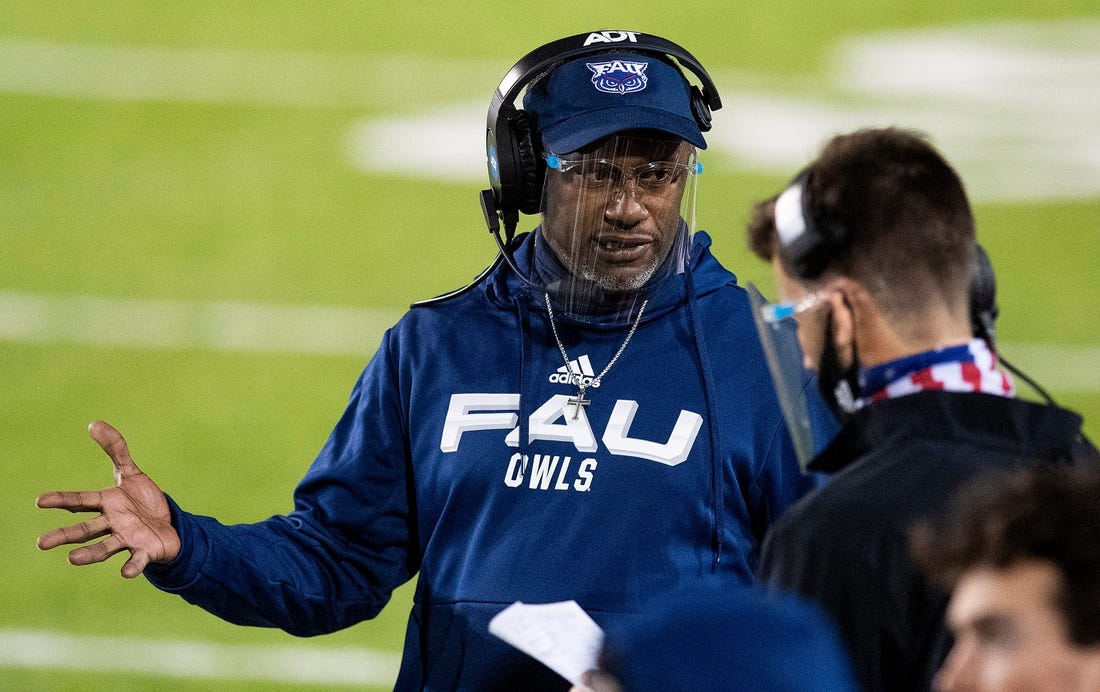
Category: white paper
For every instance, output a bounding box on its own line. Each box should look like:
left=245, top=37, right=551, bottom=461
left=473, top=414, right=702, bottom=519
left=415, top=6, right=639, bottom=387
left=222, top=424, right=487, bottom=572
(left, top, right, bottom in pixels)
left=488, top=600, right=605, bottom=684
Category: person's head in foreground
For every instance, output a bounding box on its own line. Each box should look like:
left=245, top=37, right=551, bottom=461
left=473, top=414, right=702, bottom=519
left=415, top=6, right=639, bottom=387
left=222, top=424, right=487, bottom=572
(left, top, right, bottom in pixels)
left=912, top=466, right=1100, bottom=691
left=574, top=581, right=859, bottom=691
left=746, top=127, right=978, bottom=415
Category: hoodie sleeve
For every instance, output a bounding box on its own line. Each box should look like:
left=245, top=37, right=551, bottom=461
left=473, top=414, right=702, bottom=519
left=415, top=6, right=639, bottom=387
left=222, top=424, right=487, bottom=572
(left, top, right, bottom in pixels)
left=144, top=329, right=417, bottom=636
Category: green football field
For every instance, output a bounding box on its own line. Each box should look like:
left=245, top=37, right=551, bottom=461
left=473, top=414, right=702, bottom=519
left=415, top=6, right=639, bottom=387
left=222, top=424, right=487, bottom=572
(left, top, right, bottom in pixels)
left=4, top=2, right=1098, bottom=689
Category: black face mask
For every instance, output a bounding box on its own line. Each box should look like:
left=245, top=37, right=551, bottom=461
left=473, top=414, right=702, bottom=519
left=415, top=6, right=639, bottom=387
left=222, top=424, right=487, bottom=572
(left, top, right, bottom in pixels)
left=816, top=311, right=861, bottom=421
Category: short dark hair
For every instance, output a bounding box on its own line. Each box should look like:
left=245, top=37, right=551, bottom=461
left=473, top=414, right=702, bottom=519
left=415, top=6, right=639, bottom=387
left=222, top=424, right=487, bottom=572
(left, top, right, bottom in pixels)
left=912, top=467, right=1100, bottom=646
left=764, top=127, right=976, bottom=328
left=746, top=194, right=778, bottom=262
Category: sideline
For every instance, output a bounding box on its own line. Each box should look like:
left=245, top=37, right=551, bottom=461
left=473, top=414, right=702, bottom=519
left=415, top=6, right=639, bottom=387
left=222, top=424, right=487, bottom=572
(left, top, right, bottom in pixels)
left=0, top=291, right=402, bottom=356
left=0, top=628, right=400, bottom=686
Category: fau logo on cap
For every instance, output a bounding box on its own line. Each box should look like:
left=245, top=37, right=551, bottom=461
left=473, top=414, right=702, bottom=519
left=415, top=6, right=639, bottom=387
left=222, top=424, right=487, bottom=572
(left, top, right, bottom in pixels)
left=586, top=60, right=648, bottom=95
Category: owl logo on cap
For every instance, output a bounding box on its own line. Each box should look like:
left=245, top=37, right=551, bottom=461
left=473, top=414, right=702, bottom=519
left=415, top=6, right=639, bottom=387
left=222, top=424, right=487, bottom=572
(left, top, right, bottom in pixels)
left=586, top=60, right=649, bottom=95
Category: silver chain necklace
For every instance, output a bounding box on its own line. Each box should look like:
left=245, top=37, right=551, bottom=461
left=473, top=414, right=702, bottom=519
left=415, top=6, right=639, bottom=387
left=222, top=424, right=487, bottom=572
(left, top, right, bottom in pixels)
left=544, top=292, right=649, bottom=420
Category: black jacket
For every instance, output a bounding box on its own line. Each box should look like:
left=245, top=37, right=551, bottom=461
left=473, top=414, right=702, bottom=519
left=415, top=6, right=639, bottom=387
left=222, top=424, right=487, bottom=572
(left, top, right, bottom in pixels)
left=758, top=391, right=1099, bottom=692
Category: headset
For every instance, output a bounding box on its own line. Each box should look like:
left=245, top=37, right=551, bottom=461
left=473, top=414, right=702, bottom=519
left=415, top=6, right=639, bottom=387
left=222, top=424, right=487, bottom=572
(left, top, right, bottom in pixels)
left=972, top=244, right=1099, bottom=459
left=479, top=30, right=723, bottom=249
left=773, top=168, right=851, bottom=281
left=969, top=243, right=999, bottom=347
left=970, top=243, right=1058, bottom=405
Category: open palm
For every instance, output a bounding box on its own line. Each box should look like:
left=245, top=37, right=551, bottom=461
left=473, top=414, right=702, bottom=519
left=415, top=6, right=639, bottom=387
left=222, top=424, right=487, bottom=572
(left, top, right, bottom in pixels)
left=37, top=420, right=181, bottom=579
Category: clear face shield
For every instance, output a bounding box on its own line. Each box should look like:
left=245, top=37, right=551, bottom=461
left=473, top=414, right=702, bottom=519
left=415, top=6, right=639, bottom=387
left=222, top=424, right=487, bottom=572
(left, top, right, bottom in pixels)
left=747, top=284, right=827, bottom=471
left=532, top=134, right=701, bottom=324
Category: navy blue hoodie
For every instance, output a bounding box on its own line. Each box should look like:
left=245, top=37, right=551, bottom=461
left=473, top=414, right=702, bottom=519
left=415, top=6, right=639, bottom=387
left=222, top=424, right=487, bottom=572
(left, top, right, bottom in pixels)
left=145, top=230, right=828, bottom=690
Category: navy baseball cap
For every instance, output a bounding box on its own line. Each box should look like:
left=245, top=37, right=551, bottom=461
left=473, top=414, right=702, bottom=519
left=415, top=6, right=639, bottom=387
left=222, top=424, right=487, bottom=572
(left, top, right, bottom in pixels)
left=599, top=582, right=859, bottom=691
left=523, top=51, right=707, bottom=154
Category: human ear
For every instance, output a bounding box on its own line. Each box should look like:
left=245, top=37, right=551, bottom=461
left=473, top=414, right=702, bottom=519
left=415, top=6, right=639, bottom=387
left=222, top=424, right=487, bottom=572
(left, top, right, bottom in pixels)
left=825, top=289, right=856, bottom=370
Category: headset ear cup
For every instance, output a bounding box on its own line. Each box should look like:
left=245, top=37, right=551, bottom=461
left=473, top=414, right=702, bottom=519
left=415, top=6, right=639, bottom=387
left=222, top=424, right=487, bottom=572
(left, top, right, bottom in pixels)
left=796, top=193, right=849, bottom=280
left=969, top=243, right=999, bottom=345
left=488, top=106, right=517, bottom=211
left=777, top=168, right=850, bottom=280
left=510, top=110, right=544, bottom=215
left=489, top=106, right=543, bottom=217
left=689, top=85, right=712, bottom=132
left=790, top=183, right=829, bottom=280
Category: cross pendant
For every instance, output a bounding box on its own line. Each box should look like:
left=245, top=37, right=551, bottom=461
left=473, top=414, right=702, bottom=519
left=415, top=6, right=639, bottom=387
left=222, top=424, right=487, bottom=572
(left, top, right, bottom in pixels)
left=568, top=388, right=590, bottom=420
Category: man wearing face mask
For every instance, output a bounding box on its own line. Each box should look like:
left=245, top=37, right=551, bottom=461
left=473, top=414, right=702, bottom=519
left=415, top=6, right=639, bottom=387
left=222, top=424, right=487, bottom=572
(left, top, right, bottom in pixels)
left=37, top=32, right=829, bottom=691
left=745, top=127, right=1098, bottom=692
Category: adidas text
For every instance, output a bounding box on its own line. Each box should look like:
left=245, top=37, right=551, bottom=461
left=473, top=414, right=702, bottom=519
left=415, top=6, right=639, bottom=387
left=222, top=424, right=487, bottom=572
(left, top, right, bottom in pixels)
left=548, top=372, right=601, bottom=388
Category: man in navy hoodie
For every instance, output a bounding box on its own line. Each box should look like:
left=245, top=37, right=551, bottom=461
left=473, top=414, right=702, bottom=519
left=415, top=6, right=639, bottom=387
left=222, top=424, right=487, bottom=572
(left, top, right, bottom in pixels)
left=37, top=31, right=827, bottom=690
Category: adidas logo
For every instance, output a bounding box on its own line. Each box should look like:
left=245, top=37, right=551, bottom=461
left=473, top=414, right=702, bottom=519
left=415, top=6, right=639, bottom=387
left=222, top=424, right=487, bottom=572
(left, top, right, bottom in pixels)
left=548, top=355, right=601, bottom=388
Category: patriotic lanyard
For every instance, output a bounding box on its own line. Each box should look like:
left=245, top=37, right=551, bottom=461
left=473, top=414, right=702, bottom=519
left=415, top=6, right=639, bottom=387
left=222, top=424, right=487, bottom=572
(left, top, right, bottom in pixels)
left=855, top=339, right=1015, bottom=410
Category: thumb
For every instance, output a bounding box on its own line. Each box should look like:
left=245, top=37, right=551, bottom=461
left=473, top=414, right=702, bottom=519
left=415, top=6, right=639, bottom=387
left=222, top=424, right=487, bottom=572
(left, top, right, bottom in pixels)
left=88, top=420, right=143, bottom=481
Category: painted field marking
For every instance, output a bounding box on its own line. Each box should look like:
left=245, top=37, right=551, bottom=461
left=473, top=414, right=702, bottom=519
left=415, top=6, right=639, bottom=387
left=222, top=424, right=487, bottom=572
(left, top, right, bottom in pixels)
left=0, top=291, right=1096, bottom=392
left=0, top=291, right=402, bottom=356
left=347, top=19, right=1100, bottom=202
left=0, top=628, right=400, bottom=686
left=2, top=23, right=1098, bottom=200
left=0, top=37, right=495, bottom=107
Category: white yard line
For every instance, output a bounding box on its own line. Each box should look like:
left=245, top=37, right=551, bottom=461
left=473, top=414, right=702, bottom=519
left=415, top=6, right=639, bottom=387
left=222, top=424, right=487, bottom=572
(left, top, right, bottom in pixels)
left=0, top=291, right=402, bottom=356
left=0, top=37, right=495, bottom=107
left=1, top=291, right=1097, bottom=392
left=345, top=19, right=1100, bottom=201
left=2, top=27, right=1099, bottom=198
left=0, top=628, right=400, bottom=686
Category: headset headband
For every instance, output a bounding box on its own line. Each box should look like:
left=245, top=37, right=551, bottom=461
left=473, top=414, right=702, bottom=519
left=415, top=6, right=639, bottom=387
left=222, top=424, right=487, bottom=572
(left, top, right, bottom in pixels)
left=486, top=30, right=723, bottom=132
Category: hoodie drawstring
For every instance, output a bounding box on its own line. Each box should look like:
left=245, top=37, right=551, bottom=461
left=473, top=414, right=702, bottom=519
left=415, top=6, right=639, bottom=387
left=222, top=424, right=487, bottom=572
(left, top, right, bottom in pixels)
left=685, top=264, right=725, bottom=570
left=515, top=294, right=533, bottom=475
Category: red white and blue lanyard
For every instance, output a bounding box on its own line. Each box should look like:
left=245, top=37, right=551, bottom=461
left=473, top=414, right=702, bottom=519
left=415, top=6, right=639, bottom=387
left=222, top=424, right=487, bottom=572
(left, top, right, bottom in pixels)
left=855, top=339, right=1015, bottom=411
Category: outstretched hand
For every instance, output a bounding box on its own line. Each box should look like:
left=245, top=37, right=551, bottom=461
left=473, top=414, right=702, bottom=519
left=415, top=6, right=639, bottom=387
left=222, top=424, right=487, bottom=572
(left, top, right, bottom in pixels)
left=36, top=420, right=180, bottom=579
